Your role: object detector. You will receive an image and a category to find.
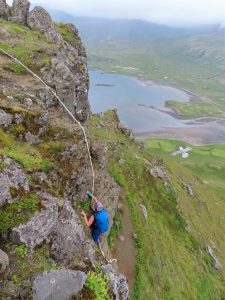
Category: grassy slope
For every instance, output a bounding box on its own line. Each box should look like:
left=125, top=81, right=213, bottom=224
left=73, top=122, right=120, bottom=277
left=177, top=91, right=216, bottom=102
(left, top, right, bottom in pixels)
left=89, top=111, right=225, bottom=300
left=86, top=34, right=225, bottom=117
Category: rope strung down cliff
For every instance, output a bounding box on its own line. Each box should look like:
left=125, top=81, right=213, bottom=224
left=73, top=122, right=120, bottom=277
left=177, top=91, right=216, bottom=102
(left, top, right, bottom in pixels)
left=0, top=47, right=95, bottom=196
left=0, top=47, right=116, bottom=264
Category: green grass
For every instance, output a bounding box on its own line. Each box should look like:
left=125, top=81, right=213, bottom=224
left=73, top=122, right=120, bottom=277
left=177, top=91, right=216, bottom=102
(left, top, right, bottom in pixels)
left=0, top=194, right=39, bottom=234
left=89, top=111, right=225, bottom=300
left=55, top=22, right=80, bottom=45
left=7, top=63, right=27, bottom=74
left=3, top=144, right=47, bottom=172
left=145, top=138, right=225, bottom=196
left=0, top=18, right=57, bottom=72
left=107, top=211, right=123, bottom=249
left=12, top=245, right=60, bottom=286
left=85, top=271, right=112, bottom=300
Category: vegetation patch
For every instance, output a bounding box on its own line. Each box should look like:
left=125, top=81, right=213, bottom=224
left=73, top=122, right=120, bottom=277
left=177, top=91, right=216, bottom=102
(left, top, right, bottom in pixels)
left=3, top=144, right=48, bottom=172
left=85, top=271, right=112, bottom=300
left=107, top=211, right=123, bottom=249
left=55, top=23, right=80, bottom=45
left=12, top=245, right=60, bottom=286
left=0, top=194, right=39, bottom=234
left=7, top=62, right=27, bottom=74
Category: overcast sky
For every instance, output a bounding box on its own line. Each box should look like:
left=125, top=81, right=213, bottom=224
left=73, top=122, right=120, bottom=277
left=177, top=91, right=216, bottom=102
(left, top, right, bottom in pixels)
left=7, top=0, right=225, bottom=27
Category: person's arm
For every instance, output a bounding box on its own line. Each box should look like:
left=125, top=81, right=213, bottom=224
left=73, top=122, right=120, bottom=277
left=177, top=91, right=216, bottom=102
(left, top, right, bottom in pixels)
left=81, top=211, right=95, bottom=227
left=87, top=191, right=98, bottom=205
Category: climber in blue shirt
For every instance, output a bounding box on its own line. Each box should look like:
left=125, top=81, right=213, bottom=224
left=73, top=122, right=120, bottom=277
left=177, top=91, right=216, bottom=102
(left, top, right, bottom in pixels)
left=81, top=192, right=109, bottom=244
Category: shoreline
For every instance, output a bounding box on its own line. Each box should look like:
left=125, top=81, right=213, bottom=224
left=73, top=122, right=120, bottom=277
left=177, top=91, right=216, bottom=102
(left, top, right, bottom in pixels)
left=135, top=125, right=225, bottom=146
left=90, top=68, right=200, bottom=120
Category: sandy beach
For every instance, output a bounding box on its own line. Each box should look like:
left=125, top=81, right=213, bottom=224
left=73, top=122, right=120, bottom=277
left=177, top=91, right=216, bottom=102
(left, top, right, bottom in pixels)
left=135, top=126, right=225, bottom=146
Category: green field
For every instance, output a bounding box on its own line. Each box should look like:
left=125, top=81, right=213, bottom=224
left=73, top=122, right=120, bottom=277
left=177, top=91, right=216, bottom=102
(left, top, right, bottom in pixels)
left=145, top=139, right=225, bottom=196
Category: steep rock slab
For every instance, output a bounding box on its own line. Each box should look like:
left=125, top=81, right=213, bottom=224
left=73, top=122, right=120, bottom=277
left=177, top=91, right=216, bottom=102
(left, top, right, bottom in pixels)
left=28, top=6, right=62, bottom=44
left=11, top=0, right=30, bottom=26
left=0, top=158, right=30, bottom=207
left=49, top=201, right=94, bottom=262
left=0, top=0, right=10, bottom=20
left=12, top=207, right=58, bottom=249
left=33, top=270, right=87, bottom=300
left=12, top=193, right=59, bottom=249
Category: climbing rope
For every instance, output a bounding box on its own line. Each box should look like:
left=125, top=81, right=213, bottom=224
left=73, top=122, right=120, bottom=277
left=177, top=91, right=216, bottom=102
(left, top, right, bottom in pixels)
left=98, top=241, right=117, bottom=264
left=0, top=47, right=95, bottom=196
left=0, top=47, right=117, bottom=265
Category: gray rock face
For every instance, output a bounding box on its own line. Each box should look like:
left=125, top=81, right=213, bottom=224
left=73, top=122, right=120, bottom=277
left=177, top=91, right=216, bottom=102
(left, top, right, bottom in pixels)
left=12, top=192, right=59, bottom=249
left=25, top=131, right=40, bottom=144
left=0, top=158, right=30, bottom=207
left=102, top=264, right=129, bottom=300
left=150, top=166, right=167, bottom=181
left=118, top=122, right=134, bottom=139
left=140, top=204, right=148, bottom=221
left=0, top=109, right=13, bottom=128
left=41, top=46, right=90, bottom=122
left=182, top=181, right=194, bottom=196
left=0, top=249, right=9, bottom=279
left=33, top=270, right=87, bottom=300
left=11, top=0, right=30, bottom=26
left=28, top=6, right=62, bottom=44
left=38, top=88, right=57, bottom=108
left=49, top=201, right=95, bottom=262
left=206, top=246, right=223, bottom=271
left=0, top=0, right=10, bottom=20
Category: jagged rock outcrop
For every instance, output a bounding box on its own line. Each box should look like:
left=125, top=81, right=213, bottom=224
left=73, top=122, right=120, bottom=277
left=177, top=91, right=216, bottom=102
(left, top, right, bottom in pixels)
left=0, top=0, right=10, bottom=20
left=102, top=264, right=129, bottom=300
left=11, top=0, right=30, bottom=26
left=118, top=122, right=135, bottom=140
left=49, top=201, right=95, bottom=262
left=41, top=47, right=90, bottom=122
left=33, top=270, right=87, bottom=300
left=0, top=158, right=30, bottom=207
left=28, top=6, right=63, bottom=44
left=150, top=166, right=167, bottom=181
left=0, top=249, right=9, bottom=279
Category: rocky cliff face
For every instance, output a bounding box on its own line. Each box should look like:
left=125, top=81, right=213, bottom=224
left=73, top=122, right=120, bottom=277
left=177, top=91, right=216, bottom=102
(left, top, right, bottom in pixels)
left=0, top=1, right=129, bottom=299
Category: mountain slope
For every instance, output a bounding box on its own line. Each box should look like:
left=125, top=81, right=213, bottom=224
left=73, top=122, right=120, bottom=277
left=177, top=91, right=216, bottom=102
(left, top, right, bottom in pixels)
left=89, top=111, right=225, bottom=299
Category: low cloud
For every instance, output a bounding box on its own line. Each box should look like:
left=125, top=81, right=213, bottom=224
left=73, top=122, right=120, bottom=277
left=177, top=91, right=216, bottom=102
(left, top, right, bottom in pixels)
left=6, top=0, right=225, bottom=27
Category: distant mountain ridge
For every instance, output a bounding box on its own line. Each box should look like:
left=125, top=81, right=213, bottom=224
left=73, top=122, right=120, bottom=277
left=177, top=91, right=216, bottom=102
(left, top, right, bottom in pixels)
left=47, top=9, right=224, bottom=42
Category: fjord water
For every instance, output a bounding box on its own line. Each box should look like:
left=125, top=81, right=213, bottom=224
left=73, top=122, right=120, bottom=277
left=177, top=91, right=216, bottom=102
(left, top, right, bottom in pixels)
left=89, top=70, right=190, bottom=133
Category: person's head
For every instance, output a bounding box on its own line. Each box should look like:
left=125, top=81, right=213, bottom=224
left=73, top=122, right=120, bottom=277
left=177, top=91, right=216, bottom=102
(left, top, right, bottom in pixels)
left=95, top=201, right=104, bottom=212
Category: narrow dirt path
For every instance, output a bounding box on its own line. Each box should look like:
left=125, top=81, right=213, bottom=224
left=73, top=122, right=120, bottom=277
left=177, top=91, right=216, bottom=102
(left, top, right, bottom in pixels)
left=113, top=202, right=136, bottom=290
